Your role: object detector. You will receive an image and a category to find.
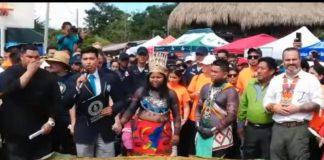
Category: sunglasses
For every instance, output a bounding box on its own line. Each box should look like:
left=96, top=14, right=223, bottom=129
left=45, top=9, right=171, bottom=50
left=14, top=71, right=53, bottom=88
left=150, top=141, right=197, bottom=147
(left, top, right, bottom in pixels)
left=228, top=74, right=238, bottom=78
left=247, top=55, right=259, bottom=60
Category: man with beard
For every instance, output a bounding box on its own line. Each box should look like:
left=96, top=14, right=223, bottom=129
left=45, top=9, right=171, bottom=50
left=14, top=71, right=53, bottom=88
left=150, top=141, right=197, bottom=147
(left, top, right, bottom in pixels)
left=45, top=51, right=77, bottom=155
left=237, top=57, right=277, bottom=159
left=195, top=59, right=239, bottom=158
left=264, top=47, right=323, bottom=160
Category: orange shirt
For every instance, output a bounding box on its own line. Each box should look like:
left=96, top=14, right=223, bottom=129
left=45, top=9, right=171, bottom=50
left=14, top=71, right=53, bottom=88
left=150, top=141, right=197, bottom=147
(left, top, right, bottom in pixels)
left=236, top=66, right=256, bottom=95
left=187, top=73, right=212, bottom=121
left=168, top=83, right=191, bottom=119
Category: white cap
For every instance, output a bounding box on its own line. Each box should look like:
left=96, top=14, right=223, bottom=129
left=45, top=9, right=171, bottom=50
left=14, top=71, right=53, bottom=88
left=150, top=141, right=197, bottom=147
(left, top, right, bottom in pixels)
left=185, top=55, right=195, bottom=62
left=201, top=55, right=216, bottom=65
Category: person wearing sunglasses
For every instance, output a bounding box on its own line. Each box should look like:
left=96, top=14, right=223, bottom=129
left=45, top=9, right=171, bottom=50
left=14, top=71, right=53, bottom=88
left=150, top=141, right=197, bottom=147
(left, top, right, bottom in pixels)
left=227, top=67, right=239, bottom=90
left=236, top=48, right=262, bottom=95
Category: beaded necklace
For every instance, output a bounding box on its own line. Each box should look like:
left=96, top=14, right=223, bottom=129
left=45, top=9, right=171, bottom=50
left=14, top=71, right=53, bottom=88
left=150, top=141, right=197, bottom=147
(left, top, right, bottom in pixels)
left=281, top=75, right=299, bottom=106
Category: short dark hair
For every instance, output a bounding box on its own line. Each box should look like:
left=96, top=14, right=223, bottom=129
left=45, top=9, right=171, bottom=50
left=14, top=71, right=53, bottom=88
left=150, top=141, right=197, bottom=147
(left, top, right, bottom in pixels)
left=301, top=59, right=310, bottom=72
left=81, top=46, right=99, bottom=58
left=311, top=50, right=320, bottom=60
left=212, top=59, right=230, bottom=73
left=228, top=54, right=237, bottom=59
left=229, top=66, right=239, bottom=74
left=258, top=57, right=278, bottom=72
left=61, top=21, right=72, bottom=30
left=9, top=49, right=21, bottom=64
left=46, top=46, right=56, bottom=53
left=20, top=44, right=38, bottom=54
left=247, top=48, right=262, bottom=56
left=217, top=49, right=229, bottom=57
left=282, top=47, right=300, bottom=59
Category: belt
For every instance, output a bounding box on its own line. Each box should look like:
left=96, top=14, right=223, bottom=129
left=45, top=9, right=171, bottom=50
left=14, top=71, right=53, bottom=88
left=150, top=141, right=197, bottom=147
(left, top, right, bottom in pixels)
left=247, top=121, right=273, bottom=128
left=276, top=121, right=308, bottom=127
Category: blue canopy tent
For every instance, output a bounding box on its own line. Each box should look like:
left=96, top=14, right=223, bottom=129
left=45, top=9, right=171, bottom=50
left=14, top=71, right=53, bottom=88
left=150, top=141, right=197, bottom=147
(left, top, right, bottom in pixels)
left=299, top=41, right=324, bottom=61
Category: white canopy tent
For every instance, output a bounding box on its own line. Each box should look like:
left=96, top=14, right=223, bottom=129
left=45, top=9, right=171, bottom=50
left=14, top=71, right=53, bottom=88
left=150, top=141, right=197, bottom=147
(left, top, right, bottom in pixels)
left=126, top=36, right=163, bottom=55
left=244, top=26, right=320, bottom=60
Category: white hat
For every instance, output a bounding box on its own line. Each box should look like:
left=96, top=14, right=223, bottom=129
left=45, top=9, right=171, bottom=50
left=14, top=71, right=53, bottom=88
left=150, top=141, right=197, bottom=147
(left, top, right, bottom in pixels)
left=185, top=55, right=195, bottom=62
left=201, top=55, right=216, bottom=65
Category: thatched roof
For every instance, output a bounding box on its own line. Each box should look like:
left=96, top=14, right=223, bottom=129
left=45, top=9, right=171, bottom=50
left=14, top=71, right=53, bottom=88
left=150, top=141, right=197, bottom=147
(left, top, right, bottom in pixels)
left=168, top=3, right=324, bottom=30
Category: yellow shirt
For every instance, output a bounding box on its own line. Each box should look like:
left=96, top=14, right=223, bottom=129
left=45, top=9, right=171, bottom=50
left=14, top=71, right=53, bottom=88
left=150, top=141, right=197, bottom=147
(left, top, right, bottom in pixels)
left=236, top=66, right=256, bottom=95
left=187, top=73, right=212, bottom=121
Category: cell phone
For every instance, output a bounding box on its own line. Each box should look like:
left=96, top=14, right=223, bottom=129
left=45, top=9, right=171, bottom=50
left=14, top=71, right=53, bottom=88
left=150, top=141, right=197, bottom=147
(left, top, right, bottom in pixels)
left=295, top=32, right=301, bottom=42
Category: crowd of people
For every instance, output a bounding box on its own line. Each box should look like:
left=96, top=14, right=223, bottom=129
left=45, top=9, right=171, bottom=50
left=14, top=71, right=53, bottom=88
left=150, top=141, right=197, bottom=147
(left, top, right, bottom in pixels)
left=0, top=21, right=323, bottom=160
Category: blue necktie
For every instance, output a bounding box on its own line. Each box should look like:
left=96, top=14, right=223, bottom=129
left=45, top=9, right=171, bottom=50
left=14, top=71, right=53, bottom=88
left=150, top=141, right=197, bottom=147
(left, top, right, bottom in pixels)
left=88, top=74, right=96, bottom=95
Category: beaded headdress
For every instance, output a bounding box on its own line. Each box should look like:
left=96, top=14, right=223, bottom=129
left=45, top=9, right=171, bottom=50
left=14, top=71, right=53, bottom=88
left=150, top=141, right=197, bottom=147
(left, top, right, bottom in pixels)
left=148, top=52, right=168, bottom=75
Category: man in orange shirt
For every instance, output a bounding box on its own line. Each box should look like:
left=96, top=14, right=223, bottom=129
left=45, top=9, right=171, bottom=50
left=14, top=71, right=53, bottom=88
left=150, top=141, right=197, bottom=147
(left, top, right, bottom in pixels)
left=185, top=55, right=214, bottom=156
left=236, top=48, right=262, bottom=94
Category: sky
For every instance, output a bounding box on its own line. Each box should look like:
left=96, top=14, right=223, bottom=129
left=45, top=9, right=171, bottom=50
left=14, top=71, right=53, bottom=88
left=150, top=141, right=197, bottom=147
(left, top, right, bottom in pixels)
left=34, top=2, right=174, bottom=29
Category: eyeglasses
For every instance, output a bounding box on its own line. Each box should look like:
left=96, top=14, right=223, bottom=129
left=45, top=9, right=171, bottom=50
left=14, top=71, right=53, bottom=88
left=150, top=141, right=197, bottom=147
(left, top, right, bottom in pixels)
left=247, top=55, right=259, bottom=60
left=228, top=74, right=238, bottom=78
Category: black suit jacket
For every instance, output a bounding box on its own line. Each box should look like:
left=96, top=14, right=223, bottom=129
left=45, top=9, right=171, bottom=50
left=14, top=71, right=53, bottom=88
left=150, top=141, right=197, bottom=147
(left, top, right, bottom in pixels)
left=73, top=69, right=126, bottom=144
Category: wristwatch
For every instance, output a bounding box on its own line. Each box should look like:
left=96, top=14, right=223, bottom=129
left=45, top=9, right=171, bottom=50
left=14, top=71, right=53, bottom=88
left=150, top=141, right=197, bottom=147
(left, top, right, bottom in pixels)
left=47, top=119, right=55, bottom=127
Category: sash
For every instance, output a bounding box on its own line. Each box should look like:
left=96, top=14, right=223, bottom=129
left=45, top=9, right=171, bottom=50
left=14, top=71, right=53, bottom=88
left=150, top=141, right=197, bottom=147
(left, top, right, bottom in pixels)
left=199, top=83, right=234, bottom=151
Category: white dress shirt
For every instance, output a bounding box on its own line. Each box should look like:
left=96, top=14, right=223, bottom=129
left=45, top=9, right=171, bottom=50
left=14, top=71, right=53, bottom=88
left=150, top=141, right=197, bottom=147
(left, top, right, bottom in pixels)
left=87, top=69, right=101, bottom=96
left=263, top=70, right=323, bottom=123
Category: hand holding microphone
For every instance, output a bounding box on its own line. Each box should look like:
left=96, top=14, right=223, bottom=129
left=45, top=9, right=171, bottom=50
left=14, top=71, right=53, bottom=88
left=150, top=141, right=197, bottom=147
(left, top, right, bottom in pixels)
left=77, top=70, right=88, bottom=90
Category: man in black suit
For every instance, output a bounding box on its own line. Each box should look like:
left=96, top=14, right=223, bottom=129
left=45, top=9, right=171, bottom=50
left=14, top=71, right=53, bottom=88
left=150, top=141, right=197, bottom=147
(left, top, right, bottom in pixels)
left=70, top=46, right=125, bottom=158
left=0, top=44, right=61, bottom=160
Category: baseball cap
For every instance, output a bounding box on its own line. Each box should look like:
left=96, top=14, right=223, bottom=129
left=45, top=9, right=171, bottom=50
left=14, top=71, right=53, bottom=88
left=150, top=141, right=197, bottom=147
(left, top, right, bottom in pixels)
left=119, top=52, right=129, bottom=61
left=195, top=46, right=208, bottom=56
left=137, top=46, right=148, bottom=55
left=185, top=55, right=195, bottom=62
left=237, top=58, right=248, bottom=65
left=70, top=54, right=81, bottom=64
left=201, top=55, right=216, bottom=65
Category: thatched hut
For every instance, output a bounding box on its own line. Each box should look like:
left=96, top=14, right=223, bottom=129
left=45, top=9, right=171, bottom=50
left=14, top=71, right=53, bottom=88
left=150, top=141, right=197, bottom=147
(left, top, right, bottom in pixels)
left=168, top=3, right=324, bottom=40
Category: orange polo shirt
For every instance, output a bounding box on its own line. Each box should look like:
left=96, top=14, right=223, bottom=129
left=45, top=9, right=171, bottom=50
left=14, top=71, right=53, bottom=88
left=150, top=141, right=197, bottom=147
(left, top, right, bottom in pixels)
left=168, top=83, right=191, bottom=120
left=236, top=66, right=256, bottom=95
left=187, top=73, right=212, bottom=121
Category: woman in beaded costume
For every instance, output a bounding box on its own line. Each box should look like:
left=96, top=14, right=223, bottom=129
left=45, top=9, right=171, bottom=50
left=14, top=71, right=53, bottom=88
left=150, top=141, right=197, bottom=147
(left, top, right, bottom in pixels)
left=120, top=53, right=181, bottom=156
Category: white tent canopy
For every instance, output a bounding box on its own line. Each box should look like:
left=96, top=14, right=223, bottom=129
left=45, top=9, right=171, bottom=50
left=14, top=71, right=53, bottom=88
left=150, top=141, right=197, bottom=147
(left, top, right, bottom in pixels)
left=126, top=36, right=163, bottom=55
left=245, top=26, right=320, bottom=60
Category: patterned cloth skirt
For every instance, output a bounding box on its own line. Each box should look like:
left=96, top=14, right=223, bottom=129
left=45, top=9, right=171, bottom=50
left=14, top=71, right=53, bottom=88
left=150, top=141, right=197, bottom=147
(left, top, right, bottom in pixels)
left=132, top=118, right=172, bottom=156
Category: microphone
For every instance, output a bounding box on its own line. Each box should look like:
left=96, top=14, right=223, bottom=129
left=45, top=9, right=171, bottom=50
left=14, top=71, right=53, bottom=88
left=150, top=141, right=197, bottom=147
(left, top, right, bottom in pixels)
left=78, top=69, right=88, bottom=90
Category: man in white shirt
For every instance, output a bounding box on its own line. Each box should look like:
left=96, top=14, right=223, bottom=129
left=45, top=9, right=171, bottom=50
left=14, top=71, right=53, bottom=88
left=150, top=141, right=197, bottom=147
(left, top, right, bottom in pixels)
left=263, top=47, right=322, bottom=160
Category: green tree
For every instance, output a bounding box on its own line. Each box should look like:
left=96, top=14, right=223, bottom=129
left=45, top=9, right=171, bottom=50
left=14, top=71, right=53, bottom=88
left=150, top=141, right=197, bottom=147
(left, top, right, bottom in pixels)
left=127, top=3, right=184, bottom=41
left=34, top=17, right=44, bottom=33
left=84, top=3, right=126, bottom=36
